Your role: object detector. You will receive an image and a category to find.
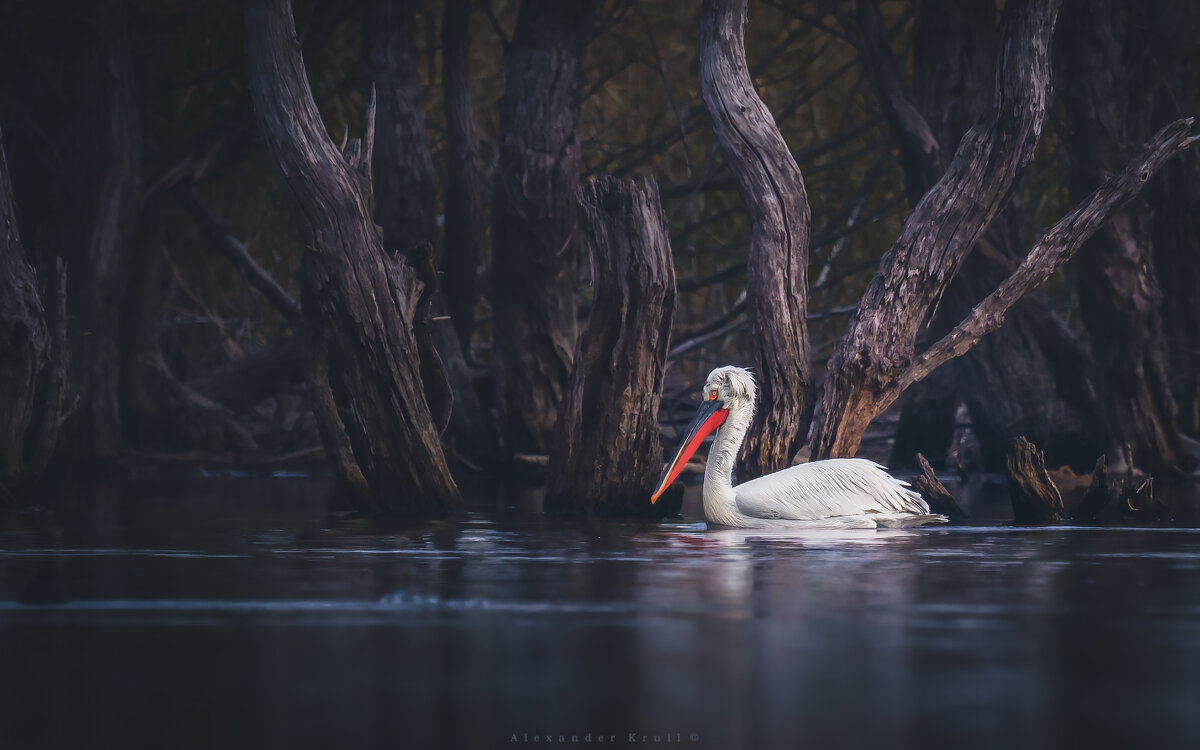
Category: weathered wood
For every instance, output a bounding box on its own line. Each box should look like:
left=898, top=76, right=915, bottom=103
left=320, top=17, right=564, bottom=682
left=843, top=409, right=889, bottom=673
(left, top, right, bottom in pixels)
left=546, top=176, right=676, bottom=516
left=913, top=454, right=968, bottom=520
left=901, top=119, right=1199, bottom=389
left=366, top=0, right=451, bottom=433
left=244, top=0, right=458, bottom=514
left=441, top=0, right=485, bottom=353
left=869, top=0, right=1105, bottom=472
left=812, top=0, right=1060, bottom=459
left=1060, top=0, right=1186, bottom=475
left=1006, top=437, right=1064, bottom=524
left=699, top=0, right=814, bottom=478
left=491, top=0, right=597, bottom=455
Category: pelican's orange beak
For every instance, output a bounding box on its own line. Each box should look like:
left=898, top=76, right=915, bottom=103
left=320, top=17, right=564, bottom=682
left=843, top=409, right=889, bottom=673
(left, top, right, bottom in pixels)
left=650, top=399, right=728, bottom=503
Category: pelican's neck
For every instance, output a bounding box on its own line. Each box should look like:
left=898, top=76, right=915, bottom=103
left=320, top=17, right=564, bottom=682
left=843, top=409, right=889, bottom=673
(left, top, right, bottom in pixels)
left=702, top=403, right=752, bottom=524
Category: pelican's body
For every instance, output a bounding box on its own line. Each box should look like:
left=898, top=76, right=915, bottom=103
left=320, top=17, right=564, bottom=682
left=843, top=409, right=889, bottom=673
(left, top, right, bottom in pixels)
left=653, top=366, right=946, bottom=529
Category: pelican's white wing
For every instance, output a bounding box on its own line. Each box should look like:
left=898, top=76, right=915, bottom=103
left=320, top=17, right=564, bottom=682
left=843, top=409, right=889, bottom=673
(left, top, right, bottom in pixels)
left=734, top=458, right=934, bottom=522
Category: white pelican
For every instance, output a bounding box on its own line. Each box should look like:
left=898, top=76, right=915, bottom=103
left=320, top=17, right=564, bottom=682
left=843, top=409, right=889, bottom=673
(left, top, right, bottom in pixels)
left=651, top=366, right=947, bottom=529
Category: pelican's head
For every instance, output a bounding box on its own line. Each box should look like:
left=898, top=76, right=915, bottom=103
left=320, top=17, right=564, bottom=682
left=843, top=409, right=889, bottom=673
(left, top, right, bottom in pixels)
left=650, top=365, right=756, bottom=503
left=703, top=365, right=757, bottom=414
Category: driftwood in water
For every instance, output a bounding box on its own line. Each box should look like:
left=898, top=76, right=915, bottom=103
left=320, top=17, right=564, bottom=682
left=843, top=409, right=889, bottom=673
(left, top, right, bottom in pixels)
left=913, top=454, right=968, bottom=519
left=0, top=130, right=68, bottom=489
left=698, top=0, right=814, bottom=479
left=546, top=176, right=676, bottom=515
left=1006, top=437, right=1064, bottom=524
left=1067, top=454, right=1167, bottom=522
left=244, top=0, right=458, bottom=515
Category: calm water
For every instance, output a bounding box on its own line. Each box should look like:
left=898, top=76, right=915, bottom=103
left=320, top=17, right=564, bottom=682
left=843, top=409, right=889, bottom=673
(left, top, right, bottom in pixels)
left=2, top=471, right=1200, bottom=749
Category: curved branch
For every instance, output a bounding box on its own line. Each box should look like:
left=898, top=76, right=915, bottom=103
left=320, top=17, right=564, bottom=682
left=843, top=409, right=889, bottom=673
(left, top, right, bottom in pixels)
left=905, top=118, right=1199, bottom=388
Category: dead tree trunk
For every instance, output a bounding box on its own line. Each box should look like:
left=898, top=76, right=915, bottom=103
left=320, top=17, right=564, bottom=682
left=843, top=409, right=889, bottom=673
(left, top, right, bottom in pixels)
left=0, top=131, right=67, bottom=489
left=441, top=0, right=485, bottom=354
left=698, top=0, right=814, bottom=479
left=1006, top=437, right=1065, bottom=524
left=245, top=0, right=459, bottom=514
left=1059, top=0, right=1187, bottom=474
left=812, top=0, right=1197, bottom=462
left=870, top=0, right=1105, bottom=471
left=546, top=177, right=676, bottom=515
left=811, top=0, right=1061, bottom=459
left=366, top=0, right=489, bottom=462
left=491, top=0, right=597, bottom=456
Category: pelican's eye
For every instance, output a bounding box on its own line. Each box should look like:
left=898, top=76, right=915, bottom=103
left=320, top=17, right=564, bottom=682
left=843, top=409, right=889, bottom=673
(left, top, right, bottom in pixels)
left=709, top=389, right=719, bottom=401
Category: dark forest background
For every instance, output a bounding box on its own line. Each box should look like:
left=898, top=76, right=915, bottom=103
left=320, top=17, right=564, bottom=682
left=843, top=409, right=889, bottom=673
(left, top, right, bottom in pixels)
left=1, top=0, right=1197, bottom=515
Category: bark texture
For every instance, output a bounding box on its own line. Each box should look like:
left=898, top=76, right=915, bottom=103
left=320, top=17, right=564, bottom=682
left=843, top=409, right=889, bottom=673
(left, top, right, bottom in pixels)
left=546, top=177, right=676, bottom=515
left=874, top=0, right=1104, bottom=471
left=441, top=0, right=485, bottom=353
left=245, top=0, right=458, bottom=514
left=491, top=0, right=597, bottom=455
left=699, top=0, right=814, bottom=478
left=913, top=454, right=968, bottom=520
left=900, top=120, right=1199, bottom=392
left=1006, top=437, right=1065, bottom=524
left=1060, top=0, right=1187, bottom=473
left=812, top=0, right=1061, bottom=459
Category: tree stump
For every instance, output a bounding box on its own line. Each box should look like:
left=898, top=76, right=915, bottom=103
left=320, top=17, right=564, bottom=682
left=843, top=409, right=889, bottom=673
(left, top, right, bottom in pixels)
left=1006, top=437, right=1065, bottom=524
left=913, top=453, right=968, bottom=519
left=545, top=176, right=676, bottom=516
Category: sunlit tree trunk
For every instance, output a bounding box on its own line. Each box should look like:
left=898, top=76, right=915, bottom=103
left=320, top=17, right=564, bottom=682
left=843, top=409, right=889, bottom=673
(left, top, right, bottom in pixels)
left=490, top=0, right=597, bottom=456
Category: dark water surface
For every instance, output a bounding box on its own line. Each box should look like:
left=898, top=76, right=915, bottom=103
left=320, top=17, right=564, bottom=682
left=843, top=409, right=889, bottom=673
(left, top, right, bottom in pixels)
left=3, top=472, right=1200, bottom=749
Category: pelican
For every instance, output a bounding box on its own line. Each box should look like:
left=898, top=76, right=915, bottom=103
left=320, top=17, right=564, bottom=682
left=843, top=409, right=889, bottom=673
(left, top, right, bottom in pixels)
left=651, top=366, right=947, bottom=529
